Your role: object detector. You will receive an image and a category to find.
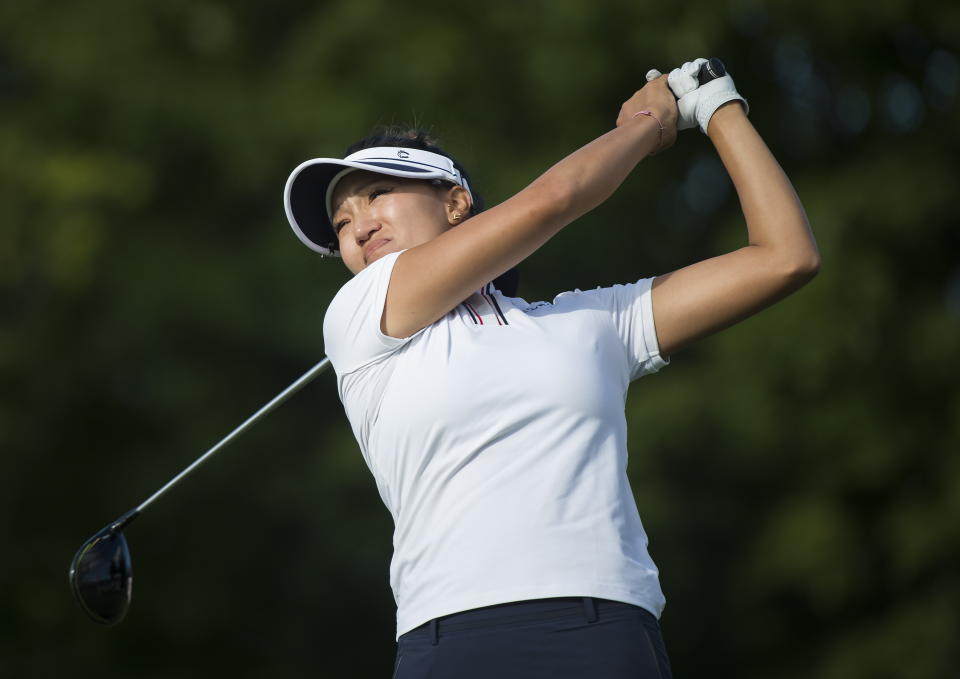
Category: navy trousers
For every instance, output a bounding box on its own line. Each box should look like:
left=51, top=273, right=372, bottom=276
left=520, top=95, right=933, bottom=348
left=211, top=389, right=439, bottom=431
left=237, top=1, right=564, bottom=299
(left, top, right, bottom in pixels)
left=393, top=597, right=672, bottom=679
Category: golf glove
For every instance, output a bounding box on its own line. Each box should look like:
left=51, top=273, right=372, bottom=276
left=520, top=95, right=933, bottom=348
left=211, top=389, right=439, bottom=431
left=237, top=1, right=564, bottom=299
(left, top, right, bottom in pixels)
left=647, top=59, right=750, bottom=134
left=646, top=59, right=749, bottom=133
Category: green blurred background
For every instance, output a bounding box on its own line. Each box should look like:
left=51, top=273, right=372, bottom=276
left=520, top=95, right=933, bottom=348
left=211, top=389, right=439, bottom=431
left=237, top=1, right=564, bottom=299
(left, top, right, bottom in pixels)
left=2, top=0, right=958, bottom=676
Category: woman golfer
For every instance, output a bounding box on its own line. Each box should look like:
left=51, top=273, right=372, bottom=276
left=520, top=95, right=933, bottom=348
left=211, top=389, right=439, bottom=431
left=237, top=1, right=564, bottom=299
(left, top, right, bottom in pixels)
left=283, top=59, right=818, bottom=678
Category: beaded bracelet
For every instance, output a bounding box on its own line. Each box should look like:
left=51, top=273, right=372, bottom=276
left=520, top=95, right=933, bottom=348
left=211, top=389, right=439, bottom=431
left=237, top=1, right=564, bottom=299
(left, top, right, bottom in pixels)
left=632, top=109, right=664, bottom=153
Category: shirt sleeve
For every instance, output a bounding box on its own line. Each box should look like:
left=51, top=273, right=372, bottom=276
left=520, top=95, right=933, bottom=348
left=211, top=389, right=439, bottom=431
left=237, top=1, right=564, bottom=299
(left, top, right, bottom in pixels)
left=554, top=277, right=669, bottom=381
left=322, top=251, right=421, bottom=375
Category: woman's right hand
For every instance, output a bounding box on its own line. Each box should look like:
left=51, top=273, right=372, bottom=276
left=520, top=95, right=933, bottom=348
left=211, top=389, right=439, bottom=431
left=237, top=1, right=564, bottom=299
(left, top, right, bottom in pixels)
left=615, top=75, right=679, bottom=154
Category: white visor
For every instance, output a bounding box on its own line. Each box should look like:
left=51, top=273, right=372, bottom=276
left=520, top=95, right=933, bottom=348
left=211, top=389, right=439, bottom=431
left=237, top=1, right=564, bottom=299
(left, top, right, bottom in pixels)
left=283, top=146, right=474, bottom=257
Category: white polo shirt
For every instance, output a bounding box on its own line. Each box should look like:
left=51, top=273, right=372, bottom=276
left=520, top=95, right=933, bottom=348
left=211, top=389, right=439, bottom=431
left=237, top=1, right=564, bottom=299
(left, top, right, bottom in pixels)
left=323, top=251, right=669, bottom=639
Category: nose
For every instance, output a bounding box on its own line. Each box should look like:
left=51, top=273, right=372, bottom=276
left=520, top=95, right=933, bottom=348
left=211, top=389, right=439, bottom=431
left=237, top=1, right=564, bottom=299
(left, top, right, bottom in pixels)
left=352, top=215, right=381, bottom=245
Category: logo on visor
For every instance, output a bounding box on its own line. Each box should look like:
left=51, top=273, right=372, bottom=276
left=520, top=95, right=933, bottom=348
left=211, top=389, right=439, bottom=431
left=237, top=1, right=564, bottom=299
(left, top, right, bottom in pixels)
left=397, top=150, right=410, bottom=159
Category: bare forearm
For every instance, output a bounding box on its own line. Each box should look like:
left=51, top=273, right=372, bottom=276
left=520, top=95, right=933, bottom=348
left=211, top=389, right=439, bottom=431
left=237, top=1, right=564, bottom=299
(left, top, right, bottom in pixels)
left=440, top=118, right=660, bottom=286
left=708, top=103, right=820, bottom=274
left=389, top=116, right=664, bottom=333
left=528, top=116, right=661, bottom=219
left=388, top=120, right=660, bottom=333
left=431, top=94, right=671, bottom=290
left=460, top=117, right=661, bottom=272
left=651, top=103, right=820, bottom=356
left=385, top=78, right=678, bottom=338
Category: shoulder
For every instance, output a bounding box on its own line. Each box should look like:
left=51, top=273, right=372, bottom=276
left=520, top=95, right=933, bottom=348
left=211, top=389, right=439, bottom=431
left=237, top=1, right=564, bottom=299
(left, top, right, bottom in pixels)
left=331, top=251, right=403, bottom=302
left=322, top=252, right=409, bottom=375
left=324, top=253, right=403, bottom=329
left=549, top=278, right=655, bottom=311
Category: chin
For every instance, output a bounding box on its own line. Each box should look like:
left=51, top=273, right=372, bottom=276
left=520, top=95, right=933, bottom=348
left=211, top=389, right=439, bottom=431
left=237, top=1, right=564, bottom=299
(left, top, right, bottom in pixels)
left=365, top=245, right=395, bottom=267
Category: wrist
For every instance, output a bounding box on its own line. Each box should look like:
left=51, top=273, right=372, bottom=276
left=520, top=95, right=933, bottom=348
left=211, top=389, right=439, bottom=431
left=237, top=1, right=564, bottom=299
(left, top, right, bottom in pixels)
left=631, top=109, right=665, bottom=155
left=700, top=93, right=748, bottom=135
left=706, top=100, right=748, bottom=138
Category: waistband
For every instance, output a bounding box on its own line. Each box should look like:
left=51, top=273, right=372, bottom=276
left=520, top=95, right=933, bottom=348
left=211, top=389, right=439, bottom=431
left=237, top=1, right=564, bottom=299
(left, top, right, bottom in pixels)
left=400, top=597, right=657, bottom=646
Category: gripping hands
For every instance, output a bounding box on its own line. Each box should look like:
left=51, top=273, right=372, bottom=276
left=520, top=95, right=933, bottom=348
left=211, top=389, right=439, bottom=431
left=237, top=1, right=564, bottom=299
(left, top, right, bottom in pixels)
left=646, top=58, right=749, bottom=134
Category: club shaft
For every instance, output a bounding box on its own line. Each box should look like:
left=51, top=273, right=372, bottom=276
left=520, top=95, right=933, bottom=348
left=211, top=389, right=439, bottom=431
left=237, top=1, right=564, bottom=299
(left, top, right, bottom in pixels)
left=135, top=357, right=332, bottom=514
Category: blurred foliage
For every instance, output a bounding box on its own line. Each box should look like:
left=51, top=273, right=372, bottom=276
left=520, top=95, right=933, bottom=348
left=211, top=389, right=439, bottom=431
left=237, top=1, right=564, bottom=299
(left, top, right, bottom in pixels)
left=2, top=0, right=958, bottom=677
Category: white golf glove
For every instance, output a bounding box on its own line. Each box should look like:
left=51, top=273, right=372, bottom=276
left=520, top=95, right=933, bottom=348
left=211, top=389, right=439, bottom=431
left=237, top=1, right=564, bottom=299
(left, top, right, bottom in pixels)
left=646, top=59, right=748, bottom=134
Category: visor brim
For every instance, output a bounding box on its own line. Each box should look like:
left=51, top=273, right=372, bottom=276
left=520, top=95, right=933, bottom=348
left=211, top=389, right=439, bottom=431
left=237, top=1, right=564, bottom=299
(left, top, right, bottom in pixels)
left=284, top=158, right=453, bottom=257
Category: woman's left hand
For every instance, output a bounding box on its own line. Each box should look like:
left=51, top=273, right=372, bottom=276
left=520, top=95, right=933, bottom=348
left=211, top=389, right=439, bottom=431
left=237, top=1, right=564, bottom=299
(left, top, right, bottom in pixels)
left=615, top=75, right=679, bottom=154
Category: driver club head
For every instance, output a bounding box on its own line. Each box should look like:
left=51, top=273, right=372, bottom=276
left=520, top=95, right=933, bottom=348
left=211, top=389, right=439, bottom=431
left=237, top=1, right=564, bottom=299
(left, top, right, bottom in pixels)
left=66, top=359, right=330, bottom=626
left=69, top=522, right=133, bottom=625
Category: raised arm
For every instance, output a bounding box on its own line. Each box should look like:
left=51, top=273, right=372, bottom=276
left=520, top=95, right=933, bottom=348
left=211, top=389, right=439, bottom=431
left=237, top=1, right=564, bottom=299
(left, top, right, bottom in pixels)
left=382, top=78, right=678, bottom=339
left=650, top=101, right=820, bottom=357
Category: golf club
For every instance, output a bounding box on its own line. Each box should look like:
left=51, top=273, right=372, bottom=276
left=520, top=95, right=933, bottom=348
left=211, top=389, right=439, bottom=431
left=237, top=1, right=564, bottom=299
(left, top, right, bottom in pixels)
left=698, top=57, right=726, bottom=82
left=646, top=57, right=727, bottom=90
left=69, top=356, right=332, bottom=625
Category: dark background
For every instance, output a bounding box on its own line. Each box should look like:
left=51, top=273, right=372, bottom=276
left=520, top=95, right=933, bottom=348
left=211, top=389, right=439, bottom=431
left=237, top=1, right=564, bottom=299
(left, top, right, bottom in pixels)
left=2, top=1, right=958, bottom=676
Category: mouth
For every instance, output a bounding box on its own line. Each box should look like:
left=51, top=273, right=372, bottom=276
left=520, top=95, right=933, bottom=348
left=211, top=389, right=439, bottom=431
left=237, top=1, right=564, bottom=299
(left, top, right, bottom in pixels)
left=363, top=238, right=391, bottom=263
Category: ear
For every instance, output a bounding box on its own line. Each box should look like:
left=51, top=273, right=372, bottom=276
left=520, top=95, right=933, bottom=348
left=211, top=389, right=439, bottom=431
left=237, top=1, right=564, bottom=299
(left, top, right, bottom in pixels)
left=445, top=185, right=473, bottom=225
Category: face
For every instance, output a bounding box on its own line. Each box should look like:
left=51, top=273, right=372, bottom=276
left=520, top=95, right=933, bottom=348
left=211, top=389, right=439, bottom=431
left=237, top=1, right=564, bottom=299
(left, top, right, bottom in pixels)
left=330, top=171, right=465, bottom=274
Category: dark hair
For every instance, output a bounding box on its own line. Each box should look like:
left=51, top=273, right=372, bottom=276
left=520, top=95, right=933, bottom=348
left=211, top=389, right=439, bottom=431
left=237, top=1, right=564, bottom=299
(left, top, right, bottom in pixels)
left=344, top=128, right=484, bottom=217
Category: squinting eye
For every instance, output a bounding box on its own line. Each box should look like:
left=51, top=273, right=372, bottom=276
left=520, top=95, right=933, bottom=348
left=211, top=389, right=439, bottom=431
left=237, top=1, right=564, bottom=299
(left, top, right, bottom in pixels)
left=370, top=187, right=393, bottom=200
left=334, top=220, right=348, bottom=234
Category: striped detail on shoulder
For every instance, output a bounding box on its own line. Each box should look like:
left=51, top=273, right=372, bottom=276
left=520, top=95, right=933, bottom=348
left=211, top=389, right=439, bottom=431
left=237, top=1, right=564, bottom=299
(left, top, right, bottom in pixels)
left=462, top=302, right=483, bottom=324
left=483, top=284, right=509, bottom=326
